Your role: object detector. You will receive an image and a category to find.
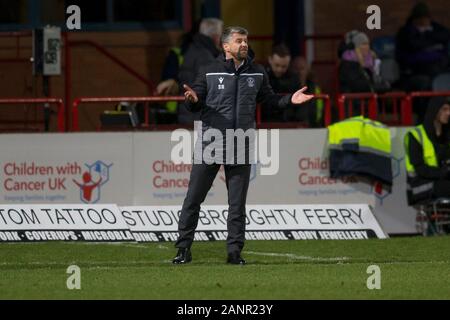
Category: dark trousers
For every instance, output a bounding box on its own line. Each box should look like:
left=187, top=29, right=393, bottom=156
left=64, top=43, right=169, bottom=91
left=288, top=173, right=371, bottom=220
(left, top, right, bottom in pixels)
left=433, top=180, right=450, bottom=198
left=175, top=163, right=251, bottom=254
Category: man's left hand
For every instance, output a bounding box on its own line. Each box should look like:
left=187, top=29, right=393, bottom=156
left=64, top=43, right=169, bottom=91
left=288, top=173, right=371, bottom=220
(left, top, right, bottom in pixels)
left=291, top=86, right=314, bottom=104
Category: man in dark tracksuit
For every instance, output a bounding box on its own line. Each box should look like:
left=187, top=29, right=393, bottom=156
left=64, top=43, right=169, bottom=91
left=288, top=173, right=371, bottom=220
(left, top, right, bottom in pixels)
left=172, top=26, right=313, bottom=265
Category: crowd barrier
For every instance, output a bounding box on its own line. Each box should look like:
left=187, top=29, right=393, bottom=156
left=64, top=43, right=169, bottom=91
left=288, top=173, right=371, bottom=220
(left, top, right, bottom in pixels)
left=332, top=91, right=450, bottom=127
left=71, top=91, right=450, bottom=130
left=1, top=91, right=450, bottom=132
left=0, top=98, right=65, bottom=132
left=71, top=96, right=185, bottom=131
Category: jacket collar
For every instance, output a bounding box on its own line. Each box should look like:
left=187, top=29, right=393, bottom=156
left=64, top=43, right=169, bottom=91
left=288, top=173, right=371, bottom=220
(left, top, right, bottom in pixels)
left=217, top=53, right=253, bottom=73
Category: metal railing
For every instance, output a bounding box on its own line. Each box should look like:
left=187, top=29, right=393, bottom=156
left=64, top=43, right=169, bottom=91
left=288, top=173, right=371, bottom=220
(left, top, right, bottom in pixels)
left=336, top=93, right=378, bottom=121
left=333, top=91, right=450, bottom=126
left=71, top=96, right=185, bottom=131
left=63, top=33, right=159, bottom=131
left=3, top=91, right=448, bottom=132
left=72, top=94, right=333, bottom=131
left=378, top=92, right=412, bottom=126
left=0, top=98, right=65, bottom=132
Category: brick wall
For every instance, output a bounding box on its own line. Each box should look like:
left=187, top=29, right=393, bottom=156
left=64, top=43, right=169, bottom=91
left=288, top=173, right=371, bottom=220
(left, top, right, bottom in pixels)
left=1, top=1, right=449, bottom=131
left=0, top=30, right=181, bottom=131
left=221, top=0, right=274, bottom=63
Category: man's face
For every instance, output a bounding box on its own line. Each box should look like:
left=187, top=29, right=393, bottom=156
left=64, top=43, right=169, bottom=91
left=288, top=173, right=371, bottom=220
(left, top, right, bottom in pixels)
left=268, top=54, right=291, bottom=78
left=413, top=16, right=432, bottom=29
left=437, top=104, right=450, bottom=124
left=223, top=33, right=248, bottom=61
left=358, top=43, right=370, bottom=56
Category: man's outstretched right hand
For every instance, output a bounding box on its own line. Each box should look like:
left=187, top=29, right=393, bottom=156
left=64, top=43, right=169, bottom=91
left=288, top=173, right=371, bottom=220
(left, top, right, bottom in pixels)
left=183, top=84, right=198, bottom=103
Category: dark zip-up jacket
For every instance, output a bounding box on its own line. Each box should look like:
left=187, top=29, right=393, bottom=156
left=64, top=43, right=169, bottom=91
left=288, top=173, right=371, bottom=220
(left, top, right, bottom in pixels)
left=177, top=34, right=221, bottom=124
left=396, top=21, right=450, bottom=76
left=186, top=54, right=293, bottom=133
left=178, top=34, right=221, bottom=87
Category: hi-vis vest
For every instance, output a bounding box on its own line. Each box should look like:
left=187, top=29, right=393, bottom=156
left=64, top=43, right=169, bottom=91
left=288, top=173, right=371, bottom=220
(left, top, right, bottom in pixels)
left=328, top=116, right=393, bottom=185
left=404, top=125, right=437, bottom=204
left=405, top=125, right=438, bottom=175
left=314, top=86, right=324, bottom=125
left=165, top=47, right=184, bottom=114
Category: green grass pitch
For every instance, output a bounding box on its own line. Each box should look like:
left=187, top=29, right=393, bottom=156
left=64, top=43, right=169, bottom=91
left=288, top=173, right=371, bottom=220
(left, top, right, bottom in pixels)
left=1, top=236, right=450, bottom=299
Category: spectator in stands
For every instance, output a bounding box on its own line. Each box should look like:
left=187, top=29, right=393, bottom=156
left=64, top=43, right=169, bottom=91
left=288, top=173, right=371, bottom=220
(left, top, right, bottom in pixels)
left=405, top=96, right=450, bottom=206
left=339, top=32, right=389, bottom=94
left=337, top=30, right=360, bottom=59
left=288, top=56, right=323, bottom=127
left=153, top=21, right=200, bottom=124
left=396, top=2, right=450, bottom=92
left=156, top=34, right=195, bottom=97
left=177, top=18, right=223, bottom=124
left=262, top=44, right=300, bottom=122
left=396, top=2, right=450, bottom=123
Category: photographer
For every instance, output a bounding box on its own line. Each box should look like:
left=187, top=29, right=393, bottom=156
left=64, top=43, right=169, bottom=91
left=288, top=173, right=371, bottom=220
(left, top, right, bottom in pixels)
left=405, top=96, right=450, bottom=205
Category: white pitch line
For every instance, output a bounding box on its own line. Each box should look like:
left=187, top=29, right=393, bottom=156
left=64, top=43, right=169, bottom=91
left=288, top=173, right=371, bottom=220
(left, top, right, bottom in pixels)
left=0, top=261, right=151, bottom=267
left=245, top=251, right=350, bottom=262
left=71, top=242, right=172, bottom=250
left=1, top=259, right=449, bottom=268
left=70, top=242, right=149, bottom=249
left=244, top=252, right=450, bottom=265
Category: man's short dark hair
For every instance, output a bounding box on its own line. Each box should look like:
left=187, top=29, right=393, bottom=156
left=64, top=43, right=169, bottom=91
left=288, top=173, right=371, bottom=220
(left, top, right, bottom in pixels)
left=221, top=26, right=249, bottom=44
left=271, top=44, right=291, bottom=58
